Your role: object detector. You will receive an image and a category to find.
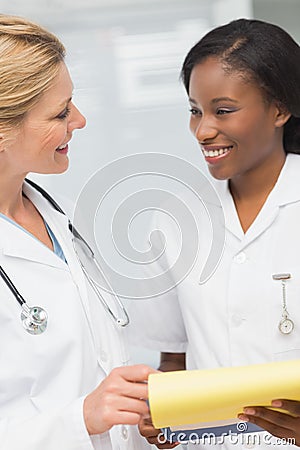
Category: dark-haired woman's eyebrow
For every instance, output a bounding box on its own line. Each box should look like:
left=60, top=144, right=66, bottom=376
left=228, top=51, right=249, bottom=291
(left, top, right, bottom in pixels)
left=189, top=98, right=198, bottom=105
left=211, top=97, right=238, bottom=104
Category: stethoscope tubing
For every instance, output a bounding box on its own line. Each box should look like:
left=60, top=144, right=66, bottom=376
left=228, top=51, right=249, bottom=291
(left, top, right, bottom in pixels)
left=0, top=265, right=26, bottom=306
left=0, top=178, right=129, bottom=333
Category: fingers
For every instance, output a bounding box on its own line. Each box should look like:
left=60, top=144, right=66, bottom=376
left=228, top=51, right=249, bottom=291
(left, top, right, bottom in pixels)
left=242, top=406, right=298, bottom=429
left=238, top=406, right=299, bottom=441
left=238, top=415, right=295, bottom=441
left=117, top=396, right=149, bottom=416
left=114, top=364, right=159, bottom=383
left=272, top=399, right=300, bottom=416
left=139, top=416, right=160, bottom=439
left=84, top=364, right=156, bottom=435
left=240, top=406, right=296, bottom=429
left=138, top=416, right=180, bottom=449
left=104, top=364, right=158, bottom=400
left=104, top=376, right=149, bottom=400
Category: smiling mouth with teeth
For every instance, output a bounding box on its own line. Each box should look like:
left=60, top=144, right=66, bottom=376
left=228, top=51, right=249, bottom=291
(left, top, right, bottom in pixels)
left=202, top=146, right=233, bottom=158
left=56, top=143, right=67, bottom=151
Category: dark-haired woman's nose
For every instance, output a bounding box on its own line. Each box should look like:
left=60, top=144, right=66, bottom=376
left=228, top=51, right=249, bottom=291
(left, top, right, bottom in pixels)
left=191, top=116, right=217, bottom=143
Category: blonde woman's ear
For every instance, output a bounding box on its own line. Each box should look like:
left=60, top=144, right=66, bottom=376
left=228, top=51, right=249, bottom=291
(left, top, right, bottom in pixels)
left=0, top=133, right=12, bottom=153
left=0, top=135, right=4, bottom=153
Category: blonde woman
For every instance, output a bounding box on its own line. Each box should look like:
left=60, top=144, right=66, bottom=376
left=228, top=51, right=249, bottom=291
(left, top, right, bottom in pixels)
left=0, top=14, right=154, bottom=450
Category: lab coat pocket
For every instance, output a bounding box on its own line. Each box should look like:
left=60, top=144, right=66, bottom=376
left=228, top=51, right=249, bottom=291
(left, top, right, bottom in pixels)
left=271, top=266, right=300, bottom=360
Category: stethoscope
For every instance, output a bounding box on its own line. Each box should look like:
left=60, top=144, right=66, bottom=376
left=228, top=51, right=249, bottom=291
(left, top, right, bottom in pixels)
left=0, top=178, right=130, bottom=335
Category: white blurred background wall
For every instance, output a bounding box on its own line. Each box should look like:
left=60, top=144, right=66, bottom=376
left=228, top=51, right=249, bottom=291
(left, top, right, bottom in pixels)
left=2, top=0, right=298, bottom=204
left=1, top=0, right=300, bottom=372
left=1, top=0, right=253, bottom=201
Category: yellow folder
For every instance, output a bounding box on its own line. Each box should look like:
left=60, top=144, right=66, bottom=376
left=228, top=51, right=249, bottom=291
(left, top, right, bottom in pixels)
left=148, top=359, right=300, bottom=429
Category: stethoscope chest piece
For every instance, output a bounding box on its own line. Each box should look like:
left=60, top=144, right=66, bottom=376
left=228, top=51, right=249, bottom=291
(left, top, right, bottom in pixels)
left=21, top=304, right=48, bottom=335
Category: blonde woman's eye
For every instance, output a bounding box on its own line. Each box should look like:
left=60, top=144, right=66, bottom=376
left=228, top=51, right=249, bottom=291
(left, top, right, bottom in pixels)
left=57, top=107, right=71, bottom=120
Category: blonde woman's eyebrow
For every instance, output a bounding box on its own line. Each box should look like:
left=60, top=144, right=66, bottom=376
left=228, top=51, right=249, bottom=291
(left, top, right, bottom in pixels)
left=57, top=96, right=73, bottom=108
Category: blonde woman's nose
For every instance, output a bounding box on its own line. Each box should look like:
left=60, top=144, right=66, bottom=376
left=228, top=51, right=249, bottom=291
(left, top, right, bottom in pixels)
left=69, top=103, right=86, bottom=131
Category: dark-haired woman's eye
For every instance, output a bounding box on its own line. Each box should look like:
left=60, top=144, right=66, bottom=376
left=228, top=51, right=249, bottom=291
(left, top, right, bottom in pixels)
left=189, top=108, right=201, bottom=116
left=57, top=107, right=71, bottom=120
left=216, top=109, right=232, bottom=115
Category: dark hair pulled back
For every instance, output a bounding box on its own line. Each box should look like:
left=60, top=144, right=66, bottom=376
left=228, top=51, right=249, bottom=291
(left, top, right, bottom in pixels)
left=181, top=19, right=300, bottom=153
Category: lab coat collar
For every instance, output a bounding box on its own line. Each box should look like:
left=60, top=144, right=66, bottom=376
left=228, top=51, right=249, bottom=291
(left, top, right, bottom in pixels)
left=22, top=180, right=71, bottom=231
left=267, top=153, right=300, bottom=207
left=212, top=153, right=300, bottom=243
left=0, top=183, right=69, bottom=270
left=21, top=181, right=89, bottom=289
left=0, top=182, right=87, bottom=287
left=0, top=218, right=67, bottom=270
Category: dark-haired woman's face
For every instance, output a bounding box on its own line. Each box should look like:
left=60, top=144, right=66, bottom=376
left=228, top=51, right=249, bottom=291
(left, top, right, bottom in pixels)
left=188, top=57, right=288, bottom=181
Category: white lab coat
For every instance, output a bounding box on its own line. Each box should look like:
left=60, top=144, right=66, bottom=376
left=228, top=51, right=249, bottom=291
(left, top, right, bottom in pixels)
left=0, top=182, right=151, bottom=450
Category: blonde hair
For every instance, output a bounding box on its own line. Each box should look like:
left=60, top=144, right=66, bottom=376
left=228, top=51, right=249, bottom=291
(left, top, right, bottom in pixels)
left=0, top=14, right=65, bottom=133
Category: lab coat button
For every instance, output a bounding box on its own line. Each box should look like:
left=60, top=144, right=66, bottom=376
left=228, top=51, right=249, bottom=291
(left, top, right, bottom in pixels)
left=231, top=314, right=243, bottom=326
left=121, top=425, right=128, bottom=440
left=99, top=350, right=108, bottom=362
left=234, top=252, right=246, bottom=264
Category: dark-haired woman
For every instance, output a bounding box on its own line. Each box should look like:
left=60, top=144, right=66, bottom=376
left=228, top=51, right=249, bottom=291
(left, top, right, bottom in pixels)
left=133, top=19, right=300, bottom=449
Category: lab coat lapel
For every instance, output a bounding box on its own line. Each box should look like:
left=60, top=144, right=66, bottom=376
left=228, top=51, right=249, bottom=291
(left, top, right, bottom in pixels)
left=46, top=211, right=98, bottom=355
left=216, top=186, right=280, bottom=246
left=213, top=154, right=300, bottom=250
left=22, top=182, right=94, bottom=319
left=22, top=182, right=100, bottom=357
left=0, top=215, right=67, bottom=270
left=241, top=204, right=280, bottom=248
left=243, top=154, right=300, bottom=247
left=218, top=186, right=280, bottom=250
left=213, top=180, right=245, bottom=240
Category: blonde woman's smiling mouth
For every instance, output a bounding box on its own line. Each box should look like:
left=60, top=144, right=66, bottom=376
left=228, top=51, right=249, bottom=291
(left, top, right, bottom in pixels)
left=55, top=142, right=69, bottom=154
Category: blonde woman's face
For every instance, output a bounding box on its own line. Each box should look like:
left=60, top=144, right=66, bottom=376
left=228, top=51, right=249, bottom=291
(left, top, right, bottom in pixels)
left=2, top=62, right=86, bottom=176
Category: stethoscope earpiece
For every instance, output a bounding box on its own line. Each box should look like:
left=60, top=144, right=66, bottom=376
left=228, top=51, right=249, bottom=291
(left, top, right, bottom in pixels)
left=116, top=318, right=127, bottom=327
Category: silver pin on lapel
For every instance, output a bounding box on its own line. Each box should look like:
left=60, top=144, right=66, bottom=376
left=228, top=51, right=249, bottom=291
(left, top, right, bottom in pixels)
left=272, top=273, right=294, bottom=334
